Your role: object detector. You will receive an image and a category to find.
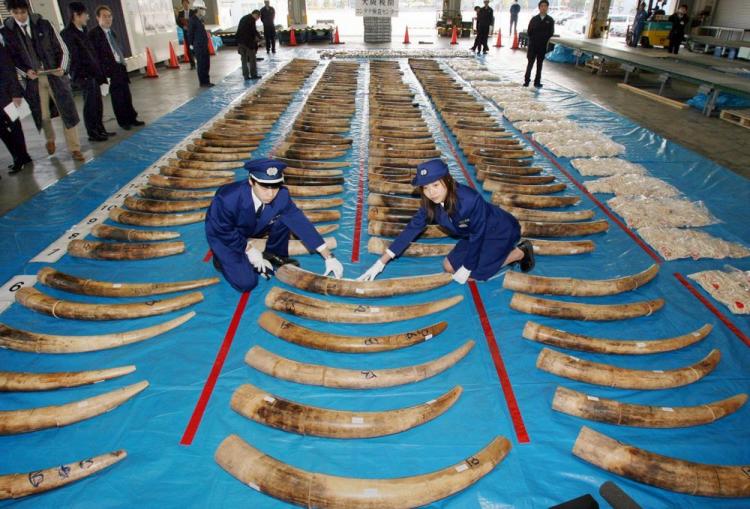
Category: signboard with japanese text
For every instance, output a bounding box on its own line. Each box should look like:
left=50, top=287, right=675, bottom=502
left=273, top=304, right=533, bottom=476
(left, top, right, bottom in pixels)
left=355, top=0, right=399, bottom=18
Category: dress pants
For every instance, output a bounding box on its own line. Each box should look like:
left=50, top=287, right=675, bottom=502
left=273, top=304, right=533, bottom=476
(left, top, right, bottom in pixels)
left=38, top=75, right=80, bottom=152
left=80, top=77, right=105, bottom=136
left=524, top=48, right=545, bottom=85
left=510, top=17, right=518, bottom=33
left=195, top=49, right=210, bottom=85
left=264, top=28, right=276, bottom=53
left=109, top=63, right=138, bottom=127
left=668, top=37, right=681, bottom=54
left=239, top=46, right=257, bottom=79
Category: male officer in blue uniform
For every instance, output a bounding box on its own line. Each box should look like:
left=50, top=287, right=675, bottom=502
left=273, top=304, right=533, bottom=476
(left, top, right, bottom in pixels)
left=205, top=158, right=344, bottom=292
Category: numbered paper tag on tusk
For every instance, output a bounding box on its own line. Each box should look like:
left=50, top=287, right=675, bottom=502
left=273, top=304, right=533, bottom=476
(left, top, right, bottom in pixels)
left=0, top=275, right=38, bottom=314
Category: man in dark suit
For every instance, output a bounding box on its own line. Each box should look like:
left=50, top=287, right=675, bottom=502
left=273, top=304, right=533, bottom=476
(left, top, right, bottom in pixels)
left=0, top=30, right=31, bottom=174
left=476, top=0, right=494, bottom=54
left=61, top=2, right=111, bottom=142
left=236, top=10, right=261, bottom=80
left=259, top=0, right=276, bottom=54
left=89, top=5, right=144, bottom=130
left=175, top=0, right=195, bottom=69
left=187, top=0, right=212, bottom=87
left=524, top=0, right=555, bottom=88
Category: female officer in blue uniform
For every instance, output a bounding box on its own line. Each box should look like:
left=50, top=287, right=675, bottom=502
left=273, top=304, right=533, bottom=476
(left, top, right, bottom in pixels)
left=205, top=158, right=344, bottom=292
left=359, top=159, right=534, bottom=284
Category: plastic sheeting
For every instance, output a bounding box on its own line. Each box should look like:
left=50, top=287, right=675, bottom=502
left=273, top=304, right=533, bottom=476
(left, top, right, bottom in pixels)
left=0, top=52, right=748, bottom=509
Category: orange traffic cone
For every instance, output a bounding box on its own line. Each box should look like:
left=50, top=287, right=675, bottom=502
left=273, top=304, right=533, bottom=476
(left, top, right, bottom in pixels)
left=494, top=28, right=503, bottom=48
left=181, top=38, right=190, bottom=63
left=145, top=47, right=159, bottom=78
left=289, top=29, right=297, bottom=46
left=167, top=41, right=180, bottom=69
left=206, top=31, right=216, bottom=56
left=403, top=26, right=410, bottom=44
left=511, top=30, right=519, bottom=49
left=449, top=25, right=458, bottom=45
left=331, top=26, right=343, bottom=44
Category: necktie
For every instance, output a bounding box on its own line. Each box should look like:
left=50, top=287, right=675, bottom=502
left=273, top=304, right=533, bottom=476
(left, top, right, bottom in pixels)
left=256, top=204, right=264, bottom=218
left=107, top=30, right=123, bottom=63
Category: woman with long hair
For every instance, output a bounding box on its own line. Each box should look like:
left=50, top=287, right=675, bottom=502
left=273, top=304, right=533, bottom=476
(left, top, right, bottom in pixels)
left=358, top=159, right=534, bottom=284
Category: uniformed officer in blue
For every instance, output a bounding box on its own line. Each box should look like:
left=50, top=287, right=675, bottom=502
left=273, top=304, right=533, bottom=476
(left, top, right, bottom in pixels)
left=358, top=159, right=534, bottom=283
left=205, top=158, right=344, bottom=292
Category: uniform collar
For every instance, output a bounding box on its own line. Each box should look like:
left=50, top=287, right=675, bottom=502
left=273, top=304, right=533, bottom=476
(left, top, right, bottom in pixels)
left=250, top=184, right=263, bottom=212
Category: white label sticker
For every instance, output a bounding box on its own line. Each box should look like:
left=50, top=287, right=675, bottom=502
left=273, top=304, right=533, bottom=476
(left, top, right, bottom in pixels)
left=370, top=307, right=380, bottom=313
left=635, top=342, right=646, bottom=348
left=263, top=396, right=276, bottom=403
left=661, top=407, right=674, bottom=412
left=424, top=334, right=433, bottom=340
left=455, top=464, right=469, bottom=473
left=362, top=488, right=379, bottom=498
left=653, top=370, right=664, bottom=373
left=247, top=482, right=260, bottom=491
left=426, top=399, right=437, bottom=405
left=586, top=395, right=600, bottom=402
left=351, top=416, right=364, bottom=424
left=355, top=288, right=365, bottom=294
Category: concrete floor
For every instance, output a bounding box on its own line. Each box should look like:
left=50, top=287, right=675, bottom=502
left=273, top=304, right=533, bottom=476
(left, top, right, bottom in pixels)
left=1, top=41, right=748, bottom=217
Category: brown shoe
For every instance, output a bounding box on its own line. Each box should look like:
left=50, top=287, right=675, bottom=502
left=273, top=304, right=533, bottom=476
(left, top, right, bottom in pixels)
left=71, top=151, right=85, bottom=162
left=45, top=141, right=56, bottom=155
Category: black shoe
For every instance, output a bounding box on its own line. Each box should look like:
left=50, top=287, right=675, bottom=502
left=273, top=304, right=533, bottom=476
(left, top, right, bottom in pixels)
left=244, top=76, right=251, bottom=80
left=534, top=82, right=543, bottom=88
left=516, top=240, right=535, bottom=273
left=200, top=83, right=215, bottom=88
left=100, top=130, right=116, bottom=137
left=263, top=252, right=300, bottom=270
left=88, top=133, right=108, bottom=142
left=131, top=120, right=145, bottom=127
left=522, top=81, right=530, bottom=87
left=250, top=75, right=261, bottom=80
left=8, top=160, right=26, bottom=174
left=120, top=124, right=132, bottom=130
left=190, top=65, right=196, bottom=70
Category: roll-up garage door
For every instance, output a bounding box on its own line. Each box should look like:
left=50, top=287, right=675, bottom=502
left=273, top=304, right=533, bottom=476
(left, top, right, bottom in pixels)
left=712, top=0, right=750, bottom=30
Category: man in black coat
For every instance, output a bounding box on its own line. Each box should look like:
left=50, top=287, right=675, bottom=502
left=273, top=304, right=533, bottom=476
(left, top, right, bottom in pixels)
left=236, top=10, right=261, bottom=80
left=259, top=0, right=276, bottom=54
left=476, top=0, right=494, bottom=54
left=61, top=2, right=110, bottom=142
left=667, top=4, right=689, bottom=55
left=187, top=1, right=212, bottom=87
left=0, top=31, right=30, bottom=174
left=89, top=5, right=144, bottom=129
left=524, top=0, right=554, bottom=88
left=3, top=0, right=83, bottom=161
left=175, top=0, right=195, bottom=69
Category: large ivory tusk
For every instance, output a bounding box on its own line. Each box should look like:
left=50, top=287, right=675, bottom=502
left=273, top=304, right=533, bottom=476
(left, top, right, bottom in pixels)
left=302, top=209, right=341, bottom=223
left=0, top=450, right=126, bottom=500
left=67, top=240, right=185, bottom=260
left=246, top=341, right=473, bottom=389
left=552, top=386, right=747, bottom=428
left=510, top=293, right=664, bottom=320
left=0, top=365, right=135, bottom=391
left=247, top=237, right=336, bottom=256
left=0, top=381, right=149, bottom=435
left=536, top=348, right=720, bottom=389
left=492, top=193, right=580, bottom=209
left=147, top=174, right=232, bottom=189
left=175, top=149, right=245, bottom=162
left=484, top=181, right=566, bottom=195
left=367, top=237, right=454, bottom=257
left=91, top=224, right=180, bottom=241
left=231, top=383, right=462, bottom=438
left=37, top=267, right=218, bottom=297
left=123, top=196, right=211, bottom=213
left=523, top=321, right=711, bottom=354
left=258, top=311, right=446, bottom=353
left=293, top=197, right=344, bottom=210
left=109, top=207, right=205, bottom=227
left=0, top=312, right=194, bottom=353
left=368, top=220, right=447, bottom=239
left=572, top=426, right=750, bottom=498
left=519, top=220, right=610, bottom=237
left=528, top=238, right=595, bottom=256
left=138, top=186, right=215, bottom=201
left=286, top=184, right=343, bottom=197
left=15, top=287, right=203, bottom=320
left=273, top=157, right=349, bottom=169
left=275, top=265, right=451, bottom=298
left=504, top=264, right=659, bottom=296
left=215, top=433, right=508, bottom=508
left=504, top=207, right=594, bottom=223
left=265, top=287, right=463, bottom=323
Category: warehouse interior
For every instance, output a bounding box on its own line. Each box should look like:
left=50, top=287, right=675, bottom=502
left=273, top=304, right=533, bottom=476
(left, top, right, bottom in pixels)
left=0, top=0, right=748, bottom=508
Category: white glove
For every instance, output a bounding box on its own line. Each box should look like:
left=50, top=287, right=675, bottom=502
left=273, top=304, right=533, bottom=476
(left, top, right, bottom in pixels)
left=357, top=260, right=386, bottom=282
left=245, top=246, right=273, bottom=276
left=452, top=266, right=471, bottom=285
left=324, top=256, right=344, bottom=279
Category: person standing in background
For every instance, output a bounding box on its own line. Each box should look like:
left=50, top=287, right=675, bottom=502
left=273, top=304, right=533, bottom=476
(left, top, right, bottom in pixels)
left=667, top=4, right=689, bottom=54
left=630, top=2, right=647, bottom=47
left=476, top=0, right=494, bottom=54
left=260, top=0, right=276, bottom=55
left=510, top=0, right=520, bottom=34
left=0, top=29, right=31, bottom=174
left=524, top=0, right=554, bottom=88
left=236, top=9, right=261, bottom=80
left=89, top=6, right=144, bottom=130
left=3, top=0, right=84, bottom=161
left=176, top=0, right=195, bottom=69
left=187, top=0, right=212, bottom=87
left=61, top=2, right=111, bottom=143
left=470, top=6, right=481, bottom=53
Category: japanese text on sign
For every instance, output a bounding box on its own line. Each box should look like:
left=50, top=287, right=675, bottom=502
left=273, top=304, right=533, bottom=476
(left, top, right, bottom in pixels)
left=355, top=0, right=399, bottom=18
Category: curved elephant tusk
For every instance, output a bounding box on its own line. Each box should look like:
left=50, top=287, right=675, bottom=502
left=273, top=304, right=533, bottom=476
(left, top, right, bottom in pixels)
left=123, top=196, right=212, bottom=213
left=169, top=158, right=242, bottom=171
left=175, top=149, right=245, bottom=163
left=160, top=166, right=234, bottom=179
left=523, top=321, right=711, bottom=354
left=275, top=265, right=452, bottom=298
left=286, top=184, right=343, bottom=197
left=247, top=237, right=336, bottom=256
left=273, top=157, right=349, bottom=169
left=536, top=348, right=720, bottom=389
left=37, top=267, right=218, bottom=297
left=0, top=381, right=149, bottom=435
left=520, top=220, right=610, bottom=237
left=0, top=365, right=135, bottom=391
left=510, top=293, right=664, bottom=320
left=67, top=239, right=185, bottom=260
left=293, top=197, right=344, bottom=210
left=504, top=264, right=659, bottom=296
left=0, top=312, right=194, bottom=353
left=367, top=237, right=454, bottom=257
left=138, top=186, right=215, bottom=201
left=303, top=209, right=341, bottom=223
left=231, top=383, right=462, bottom=438
left=215, top=433, right=509, bottom=508
left=258, top=311, right=446, bottom=353
left=147, top=174, right=232, bottom=189
left=552, top=386, right=747, bottom=428
left=504, top=207, right=595, bottom=223
left=109, top=207, right=206, bottom=227
left=528, top=238, right=596, bottom=256
left=369, top=179, right=419, bottom=197
left=368, top=220, right=447, bottom=239
left=246, top=340, right=474, bottom=389
left=15, top=287, right=203, bottom=321
left=285, top=167, right=344, bottom=177
left=492, top=193, right=580, bottom=209
left=0, top=449, right=126, bottom=500
left=367, top=192, right=420, bottom=209
left=91, top=224, right=180, bottom=241
left=265, top=287, right=463, bottom=323
left=484, top=181, right=566, bottom=195
left=572, top=426, right=750, bottom=498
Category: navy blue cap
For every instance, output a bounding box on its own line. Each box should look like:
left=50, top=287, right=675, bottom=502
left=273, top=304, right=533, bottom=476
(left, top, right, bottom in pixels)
left=411, top=158, right=449, bottom=187
left=245, top=158, right=286, bottom=184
